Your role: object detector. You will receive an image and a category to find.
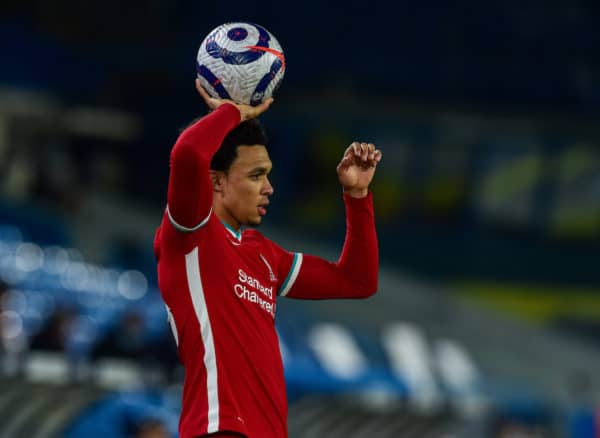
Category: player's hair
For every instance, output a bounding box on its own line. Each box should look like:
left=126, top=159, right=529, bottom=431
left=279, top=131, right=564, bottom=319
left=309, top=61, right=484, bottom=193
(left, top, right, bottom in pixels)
left=211, top=119, right=268, bottom=172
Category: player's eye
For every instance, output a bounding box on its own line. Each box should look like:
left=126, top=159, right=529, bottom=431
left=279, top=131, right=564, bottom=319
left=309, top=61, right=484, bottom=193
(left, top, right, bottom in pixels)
left=250, top=174, right=260, bottom=181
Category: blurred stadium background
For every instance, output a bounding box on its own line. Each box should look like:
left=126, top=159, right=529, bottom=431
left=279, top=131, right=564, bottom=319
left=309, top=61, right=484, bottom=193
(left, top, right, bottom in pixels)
left=1, top=1, right=600, bottom=437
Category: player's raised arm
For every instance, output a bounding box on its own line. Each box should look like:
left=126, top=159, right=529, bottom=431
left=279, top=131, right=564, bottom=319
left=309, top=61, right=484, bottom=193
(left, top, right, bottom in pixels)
left=282, top=142, right=383, bottom=299
left=166, top=80, right=273, bottom=231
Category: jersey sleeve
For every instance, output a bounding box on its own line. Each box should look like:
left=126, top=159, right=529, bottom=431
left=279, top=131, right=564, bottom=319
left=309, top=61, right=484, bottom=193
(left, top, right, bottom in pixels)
left=259, top=237, right=302, bottom=297
left=282, top=192, right=379, bottom=299
left=166, top=103, right=240, bottom=232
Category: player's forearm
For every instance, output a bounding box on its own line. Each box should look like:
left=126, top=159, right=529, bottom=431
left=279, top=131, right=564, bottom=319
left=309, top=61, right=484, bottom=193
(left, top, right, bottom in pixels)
left=336, top=192, right=379, bottom=296
left=174, top=103, right=240, bottom=162
left=167, top=104, right=240, bottom=228
left=286, top=193, right=378, bottom=300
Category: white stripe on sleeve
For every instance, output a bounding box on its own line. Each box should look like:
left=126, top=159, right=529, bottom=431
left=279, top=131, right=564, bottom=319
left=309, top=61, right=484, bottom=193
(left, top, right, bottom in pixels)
left=167, top=205, right=212, bottom=233
left=185, top=247, right=219, bottom=433
left=165, top=305, right=179, bottom=347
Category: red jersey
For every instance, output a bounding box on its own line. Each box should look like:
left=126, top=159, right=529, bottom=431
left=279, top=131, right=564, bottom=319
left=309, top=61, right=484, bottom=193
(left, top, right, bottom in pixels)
left=154, top=104, right=379, bottom=438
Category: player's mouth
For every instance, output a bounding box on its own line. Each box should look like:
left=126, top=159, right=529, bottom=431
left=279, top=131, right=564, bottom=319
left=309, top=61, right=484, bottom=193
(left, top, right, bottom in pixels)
left=257, top=202, right=269, bottom=216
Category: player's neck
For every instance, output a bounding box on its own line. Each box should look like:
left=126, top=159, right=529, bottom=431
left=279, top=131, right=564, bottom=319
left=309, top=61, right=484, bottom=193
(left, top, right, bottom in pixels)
left=214, top=205, right=241, bottom=232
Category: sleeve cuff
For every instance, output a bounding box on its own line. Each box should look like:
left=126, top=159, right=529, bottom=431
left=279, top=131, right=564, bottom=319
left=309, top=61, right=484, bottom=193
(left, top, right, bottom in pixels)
left=343, top=190, right=373, bottom=205
left=279, top=253, right=303, bottom=297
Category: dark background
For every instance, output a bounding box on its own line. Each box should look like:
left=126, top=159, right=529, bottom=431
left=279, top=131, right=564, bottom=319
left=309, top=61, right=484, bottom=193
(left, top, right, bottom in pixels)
left=1, top=3, right=600, bottom=436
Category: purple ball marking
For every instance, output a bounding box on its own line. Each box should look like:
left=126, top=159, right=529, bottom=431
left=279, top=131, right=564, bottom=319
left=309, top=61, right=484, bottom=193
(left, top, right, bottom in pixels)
left=227, top=27, right=248, bottom=41
left=206, top=24, right=271, bottom=65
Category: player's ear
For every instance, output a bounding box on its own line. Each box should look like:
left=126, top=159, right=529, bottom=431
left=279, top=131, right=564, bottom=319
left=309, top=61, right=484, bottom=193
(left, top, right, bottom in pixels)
left=210, top=170, right=224, bottom=192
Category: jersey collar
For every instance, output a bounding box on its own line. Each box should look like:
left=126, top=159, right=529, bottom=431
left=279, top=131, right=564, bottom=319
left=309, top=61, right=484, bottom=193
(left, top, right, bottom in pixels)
left=221, top=220, right=242, bottom=241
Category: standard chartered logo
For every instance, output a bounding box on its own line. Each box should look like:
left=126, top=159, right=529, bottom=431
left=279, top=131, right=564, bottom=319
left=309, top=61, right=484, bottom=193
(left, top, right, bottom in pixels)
left=234, top=269, right=275, bottom=317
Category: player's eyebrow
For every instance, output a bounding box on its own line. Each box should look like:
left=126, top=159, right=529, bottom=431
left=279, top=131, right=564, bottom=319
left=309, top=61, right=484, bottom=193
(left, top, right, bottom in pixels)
left=248, top=166, right=271, bottom=175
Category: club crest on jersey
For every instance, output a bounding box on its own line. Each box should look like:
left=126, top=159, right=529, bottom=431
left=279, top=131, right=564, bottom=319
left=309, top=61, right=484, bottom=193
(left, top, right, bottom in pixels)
left=259, top=254, right=277, bottom=282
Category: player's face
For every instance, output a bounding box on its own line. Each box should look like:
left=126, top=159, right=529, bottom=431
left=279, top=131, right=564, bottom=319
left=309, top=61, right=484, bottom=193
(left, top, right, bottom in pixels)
left=218, top=145, right=274, bottom=228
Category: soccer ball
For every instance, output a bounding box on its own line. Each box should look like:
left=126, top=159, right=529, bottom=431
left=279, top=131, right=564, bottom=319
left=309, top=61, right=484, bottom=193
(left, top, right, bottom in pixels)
left=196, top=22, right=285, bottom=106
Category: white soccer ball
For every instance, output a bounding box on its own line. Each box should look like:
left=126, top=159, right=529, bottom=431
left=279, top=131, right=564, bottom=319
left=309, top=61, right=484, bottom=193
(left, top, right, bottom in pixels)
left=196, top=22, right=285, bottom=106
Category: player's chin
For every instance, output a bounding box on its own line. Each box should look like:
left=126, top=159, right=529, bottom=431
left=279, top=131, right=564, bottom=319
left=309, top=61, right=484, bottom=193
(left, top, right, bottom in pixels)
left=247, top=215, right=263, bottom=227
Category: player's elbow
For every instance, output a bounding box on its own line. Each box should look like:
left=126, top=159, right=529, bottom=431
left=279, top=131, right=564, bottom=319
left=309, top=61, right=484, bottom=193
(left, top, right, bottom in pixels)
left=356, top=278, right=378, bottom=298
left=170, top=139, right=210, bottom=175
left=171, top=138, right=194, bottom=162
left=365, top=285, right=379, bottom=298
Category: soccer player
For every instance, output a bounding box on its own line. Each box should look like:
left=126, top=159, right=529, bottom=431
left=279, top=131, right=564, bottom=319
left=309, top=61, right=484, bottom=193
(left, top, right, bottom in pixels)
left=154, top=79, right=382, bottom=438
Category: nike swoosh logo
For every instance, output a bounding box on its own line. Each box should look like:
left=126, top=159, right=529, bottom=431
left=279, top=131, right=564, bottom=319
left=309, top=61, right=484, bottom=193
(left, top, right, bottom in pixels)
left=245, top=46, right=286, bottom=71
left=228, top=239, right=241, bottom=246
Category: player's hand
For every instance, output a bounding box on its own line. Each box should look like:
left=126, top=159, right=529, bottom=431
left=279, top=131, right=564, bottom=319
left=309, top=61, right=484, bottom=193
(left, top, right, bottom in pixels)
left=336, top=142, right=382, bottom=198
left=195, top=79, right=273, bottom=122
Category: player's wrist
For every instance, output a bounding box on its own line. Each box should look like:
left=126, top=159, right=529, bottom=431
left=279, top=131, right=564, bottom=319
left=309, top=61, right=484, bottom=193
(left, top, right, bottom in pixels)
left=343, top=187, right=369, bottom=198
left=218, top=102, right=243, bottom=122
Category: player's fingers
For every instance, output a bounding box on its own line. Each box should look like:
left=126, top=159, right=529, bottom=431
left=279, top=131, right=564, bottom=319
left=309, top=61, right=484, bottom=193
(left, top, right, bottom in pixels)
left=363, top=149, right=382, bottom=168
left=195, top=79, right=213, bottom=104
left=195, top=78, right=203, bottom=93
left=352, top=142, right=360, bottom=157
left=342, top=144, right=355, bottom=160
left=366, top=143, right=375, bottom=161
left=336, top=156, right=353, bottom=172
left=338, top=156, right=352, bottom=166
left=360, top=143, right=369, bottom=162
left=261, top=97, right=275, bottom=110
left=343, top=144, right=354, bottom=157
left=253, top=97, right=274, bottom=116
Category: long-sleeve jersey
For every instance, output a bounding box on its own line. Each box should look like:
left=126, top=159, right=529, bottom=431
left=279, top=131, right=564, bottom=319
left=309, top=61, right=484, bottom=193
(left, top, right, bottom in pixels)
left=154, top=104, right=379, bottom=438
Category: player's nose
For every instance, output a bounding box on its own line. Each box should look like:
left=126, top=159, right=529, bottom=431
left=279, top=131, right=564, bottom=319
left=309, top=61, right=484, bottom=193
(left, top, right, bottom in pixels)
left=263, top=177, right=274, bottom=195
